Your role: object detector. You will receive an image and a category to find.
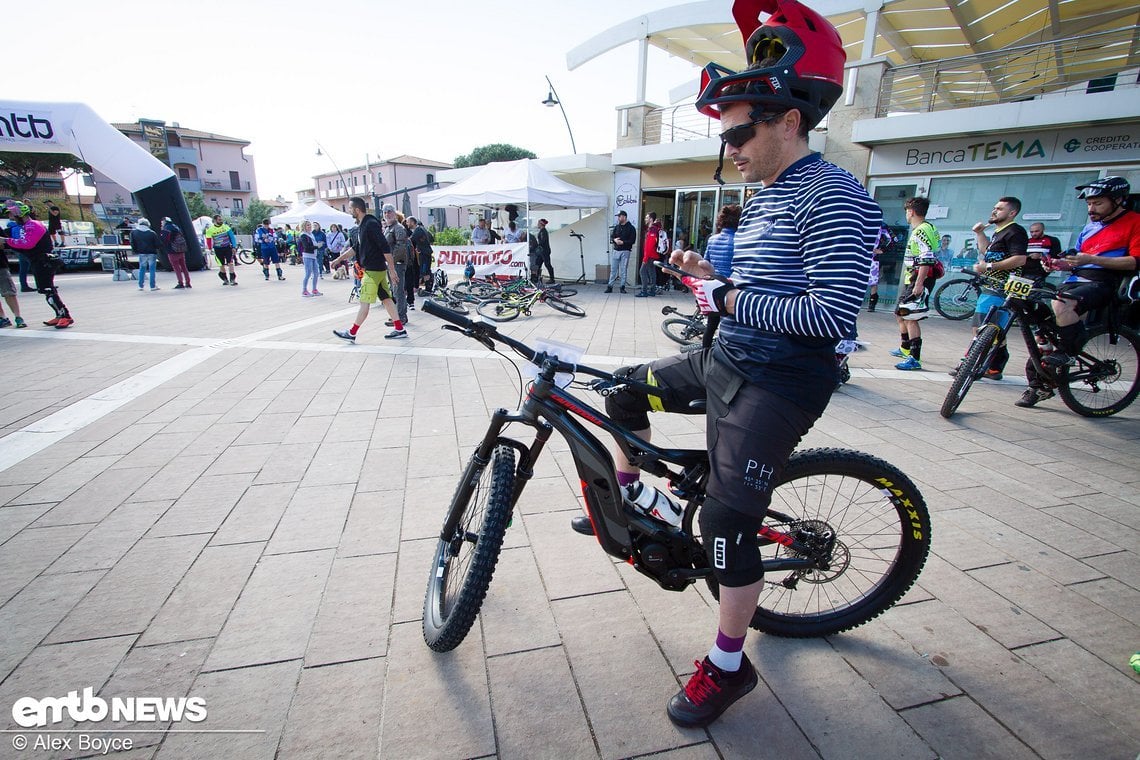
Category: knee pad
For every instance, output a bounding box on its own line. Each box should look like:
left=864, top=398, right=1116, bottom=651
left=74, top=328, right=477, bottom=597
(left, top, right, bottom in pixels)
left=698, top=498, right=766, bottom=587
left=604, top=364, right=653, bottom=431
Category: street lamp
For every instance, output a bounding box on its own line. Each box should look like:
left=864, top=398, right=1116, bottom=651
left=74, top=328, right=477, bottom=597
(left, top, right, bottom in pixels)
left=315, top=142, right=348, bottom=203
left=542, top=75, right=577, bottom=155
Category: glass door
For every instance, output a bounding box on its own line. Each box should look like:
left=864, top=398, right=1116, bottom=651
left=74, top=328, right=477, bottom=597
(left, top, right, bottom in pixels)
left=675, top=188, right=719, bottom=254
left=870, top=182, right=920, bottom=306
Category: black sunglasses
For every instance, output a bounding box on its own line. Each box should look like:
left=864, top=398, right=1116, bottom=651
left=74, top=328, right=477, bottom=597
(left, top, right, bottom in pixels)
left=718, top=111, right=786, bottom=149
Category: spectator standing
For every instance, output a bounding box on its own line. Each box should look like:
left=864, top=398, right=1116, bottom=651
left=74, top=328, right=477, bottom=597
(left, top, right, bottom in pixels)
left=1025, top=222, right=1060, bottom=277
left=471, top=218, right=491, bottom=245
left=704, top=204, right=741, bottom=279
left=255, top=219, right=285, bottom=281
left=3, top=200, right=72, bottom=327
left=298, top=221, right=321, bottom=296
left=333, top=196, right=406, bottom=342
left=892, top=197, right=940, bottom=370
left=487, top=223, right=502, bottom=245
left=204, top=214, right=238, bottom=286
left=327, top=223, right=348, bottom=277
left=636, top=212, right=662, bottom=297
left=407, top=216, right=433, bottom=294
left=312, top=222, right=329, bottom=274
left=533, top=218, right=554, bottom=284
left=606, top=210, right=637, bottom=293
left=47, top=205, right=64, bottom=247
left=130, top=218, right=163, bottom=292
left=160, top=217, right=192, bottom=289
left=382, top=204, right=411, bottom=321
left=503, top=221, right=525, bottom=243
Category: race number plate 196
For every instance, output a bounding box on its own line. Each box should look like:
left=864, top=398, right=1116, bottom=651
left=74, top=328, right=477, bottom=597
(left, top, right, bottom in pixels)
left=1004, top=275, right=1034, bottom=298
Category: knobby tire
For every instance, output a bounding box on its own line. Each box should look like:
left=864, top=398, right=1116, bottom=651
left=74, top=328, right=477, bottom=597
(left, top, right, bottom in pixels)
left=423, top=445, right=516, bottom=652
left=661, top=317, right=704, bottom=346
left=546, top=297, right=587, bottom=318
left=940, top=324, right=999, bottom=418
left=476, top=298, right=522, bottom=322
left=1056, top=325, right=1140, bottom=417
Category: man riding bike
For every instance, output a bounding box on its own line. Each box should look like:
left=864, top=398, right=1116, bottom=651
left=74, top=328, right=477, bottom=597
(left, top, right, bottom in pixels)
left=568, top=0, right=881, bottom=728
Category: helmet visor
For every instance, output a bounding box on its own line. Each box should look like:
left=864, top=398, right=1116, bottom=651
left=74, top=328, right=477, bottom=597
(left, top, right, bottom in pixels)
left=697, top=62, right=783, bottom=119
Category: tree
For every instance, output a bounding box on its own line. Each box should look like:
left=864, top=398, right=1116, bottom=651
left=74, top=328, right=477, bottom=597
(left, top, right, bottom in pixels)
left=183, top=192, right=214, bottom=219
left=234, top=199, right=277, bottom=235
left=453, top=144, right=536, bottom=168
left=0, top=152, right=90, bottom=198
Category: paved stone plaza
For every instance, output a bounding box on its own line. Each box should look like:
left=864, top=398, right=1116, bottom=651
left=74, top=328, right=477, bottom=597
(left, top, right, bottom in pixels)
left=0, top=266, right=1137, bottom=760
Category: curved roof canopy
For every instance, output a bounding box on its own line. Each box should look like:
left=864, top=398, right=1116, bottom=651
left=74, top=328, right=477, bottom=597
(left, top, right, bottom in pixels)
left=569, top=0, right=1140, bottom=105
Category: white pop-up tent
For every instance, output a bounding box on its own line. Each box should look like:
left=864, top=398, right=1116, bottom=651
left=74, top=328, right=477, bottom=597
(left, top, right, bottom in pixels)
left=417, top=158, right=607, bottom=210
left=270, top=199, right=354, bottom=227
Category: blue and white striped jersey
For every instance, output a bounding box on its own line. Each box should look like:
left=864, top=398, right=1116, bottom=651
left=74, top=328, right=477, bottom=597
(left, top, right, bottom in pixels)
left=718, top=154, right=881, bottom=413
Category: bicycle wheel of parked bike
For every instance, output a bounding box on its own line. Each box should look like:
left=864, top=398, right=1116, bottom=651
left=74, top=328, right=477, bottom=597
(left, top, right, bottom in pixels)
left=707, top=448, right=930, bottom=638
left=476, top=298, right=523, bottom=322
left=425, top=294, right=470, bottom=315
left=1056, top=325, right=1140, bottom=417
left=661, top=317, right=705, bottom=346
left=933, top=279, right=978, bottom=320
left=455, top=281, right=498, bottom=299
left=544, top=285, right=577, bottom=298
left=546, top=296, right=587, bottom=318
left=940, top=324, right=1000, bottom=418
left=237, top=248, right=257, bottom=265
left=423, top=444, right=516, bottom=652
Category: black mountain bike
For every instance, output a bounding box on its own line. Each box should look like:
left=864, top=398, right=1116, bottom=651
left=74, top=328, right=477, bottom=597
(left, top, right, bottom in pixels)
left=940, top=274, right=1140, bottom=418
left=420, top=300, right=931, bottom=653
left=932, top=269, right=1006, bottom=320
left=660, top=304, right=707, bottom=346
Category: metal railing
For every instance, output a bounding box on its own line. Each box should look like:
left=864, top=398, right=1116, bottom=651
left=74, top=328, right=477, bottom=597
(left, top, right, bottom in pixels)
left=643, top=103, right=718, bottom=145
left=878, top=27, right=1140, bottom=116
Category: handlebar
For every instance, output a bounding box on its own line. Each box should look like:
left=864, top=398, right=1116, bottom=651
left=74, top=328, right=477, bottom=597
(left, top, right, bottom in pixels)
left=422, top=300, right=619, bottom=387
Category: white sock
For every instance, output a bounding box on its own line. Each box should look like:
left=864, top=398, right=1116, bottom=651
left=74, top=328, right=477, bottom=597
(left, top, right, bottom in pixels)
left=707, top=644, right=742, bottom=673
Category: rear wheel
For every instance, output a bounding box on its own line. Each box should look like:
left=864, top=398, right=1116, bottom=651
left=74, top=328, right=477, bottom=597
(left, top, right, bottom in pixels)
left=706, top=448, right=930, bottom=637
left=456, top=281, right=498, bottom=299
left=940, top=324, right=999, bottom=418
left=236, top=248, right=257, bottom=265
left=425, top=294, right=470, bottom=315
left=546, top=296, right=586, bottom=317
left=933, top=279, right=978, bottom=320
left=423, top=445, right=515, bottom=652
left=476, top=298, right=522, bottom=322
left=1056, top=325, right=1140, bottom=417
left=662, top=317, right=704, bottom=346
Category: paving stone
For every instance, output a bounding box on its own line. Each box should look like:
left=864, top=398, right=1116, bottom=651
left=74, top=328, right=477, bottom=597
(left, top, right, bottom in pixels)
left=202, top=444, right=276, bottom=476
left=1083, top=549, right=1140, bottom=589
left=141, top=542, right=264, bottom=646
left=46, top=534, right=209, bottom=643
left=232, top=411, right=303, bottom=446
left=33, top=466, right=160, bottom=527
left=265, top=483, right=353, bottom=555
left=282, top=415, right=333, bottom=446
left=526, top=510, right=624, bottom=600
left=252, top=442, right=319, bottom=485
left=885, top=599, right=1134, bottom=759
left=155, top=660, right=300, bottom=760
left=0, top=569, right=104, bottom=681
left=614, top=559, right=718, bottom=674
left=379, top=621, right=494, bottom=759
left=47, top=500, right=171, bottom=574
left=479, top=546, right=561, bottom=657
left=1041, top=504, right=1140, bottom=561
left=210, top=482, right=296, bottom=546
left=202, top=549, right=334, bottom=672
left=402, top=478, right=457, bottom=541
left=928, top=513, right=1011, bottom=570
left=0, top=524, right=91, bottom=606
left=1069, top=576, right=1140, bottom=626
left=128, top=454, right=217, bottom=503
left=901, top=695, right=1036, bottom=760
left=0, top=502, right=51, bottom=542
left=338, top=489, right=402, bottom=558
left=754, top=636, right=935, bottom=759
left=391, top=537, right=435, bottom=625
left=486, top=647, right=597, bottom=759
left=104, top=430, right=196, bottom=469
left=305, top=553, right=396, bottom=665
left=514, top=475, right=581, bottom=516
left=553, top=592, right=705, bottom=758
left=277, top=658, right=384, bottom=759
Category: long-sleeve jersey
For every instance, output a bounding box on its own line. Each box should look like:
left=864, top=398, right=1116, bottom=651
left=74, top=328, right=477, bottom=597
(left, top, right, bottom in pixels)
left=718, top=153, right=881, bottom=414
left=5, top=219, right=52, bottom=260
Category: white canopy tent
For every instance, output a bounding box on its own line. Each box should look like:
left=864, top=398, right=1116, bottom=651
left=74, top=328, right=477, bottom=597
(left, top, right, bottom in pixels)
left=270, top=200, right=354, bottom=227
left=417, top=158, right=607, bottom=211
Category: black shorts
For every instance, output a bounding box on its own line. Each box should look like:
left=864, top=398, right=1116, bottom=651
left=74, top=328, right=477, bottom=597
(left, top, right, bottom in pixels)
left=214, top=247, right=235, bottom=265
left=1057, top=280, right=1114, bottom=315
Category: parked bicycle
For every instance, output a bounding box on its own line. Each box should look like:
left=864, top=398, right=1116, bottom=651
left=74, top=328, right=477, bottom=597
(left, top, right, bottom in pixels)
left=476, top=286, right=586, bottom=321
left=940, top=274, right=1140, bottom=418
left=660, top=304, right=707, bottom=347
left=455, top=276, right=577, bottom=300
left=234, top=246, right=258, bottom=266
left=420, top=300, right=931, bottom=652
left=931, top=268, right=1009, bottom=320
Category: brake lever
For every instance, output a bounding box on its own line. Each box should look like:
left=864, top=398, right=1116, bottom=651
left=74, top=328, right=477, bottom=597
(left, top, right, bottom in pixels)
left=441, top=323, right=496, bottom=350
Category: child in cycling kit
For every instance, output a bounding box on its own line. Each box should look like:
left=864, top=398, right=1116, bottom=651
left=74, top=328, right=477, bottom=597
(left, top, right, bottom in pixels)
left=570, top=0, right=882, bottom=730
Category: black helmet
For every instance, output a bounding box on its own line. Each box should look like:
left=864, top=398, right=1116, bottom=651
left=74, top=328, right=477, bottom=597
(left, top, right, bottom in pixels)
left=1076, top=176, right=1130, bottom=203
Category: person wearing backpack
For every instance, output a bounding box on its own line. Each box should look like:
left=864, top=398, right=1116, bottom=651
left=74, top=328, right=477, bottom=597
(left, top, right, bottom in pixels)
left=161, top=218, right=192, bottom=289
left=637, top=212, right=663, bottom=297
left=407, top=216, right=434, bottom=294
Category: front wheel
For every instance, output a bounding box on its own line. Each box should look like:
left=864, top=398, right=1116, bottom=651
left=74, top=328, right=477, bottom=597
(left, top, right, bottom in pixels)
left=423, top=444, right=516, bottom=652
left=237, top=248, right=257, bottom=265
left=425, top=294, right=470, bottom=315
left=933, top=279, right=978, bottom=320
left=1056, top=325, right=1140, bottom=417
left=724, top=448, right=930, bottom=637
left=476, top=298, right=522, bottom=322
left=545, top=296, right=586, bottom=317
left=940, top=324, right=999, bottom=418
left=661, top=316, right=704, bottom=346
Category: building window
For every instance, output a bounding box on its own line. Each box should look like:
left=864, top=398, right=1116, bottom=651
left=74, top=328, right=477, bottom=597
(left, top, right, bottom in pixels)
left=178, top=167, right=190, bottom=179
left=232, top=198, right=244, bottom=212
left=229, top=171, right=241, bottom=190
left=426, top=173, right=434, bottom=185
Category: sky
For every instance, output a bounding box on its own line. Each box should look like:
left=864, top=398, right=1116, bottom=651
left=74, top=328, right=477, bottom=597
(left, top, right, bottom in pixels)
left=18, top=0, right=708, bottom=201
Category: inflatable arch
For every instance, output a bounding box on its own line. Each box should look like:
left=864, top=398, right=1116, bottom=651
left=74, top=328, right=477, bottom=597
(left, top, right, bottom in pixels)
left=0, top=99, right=205, bottom=269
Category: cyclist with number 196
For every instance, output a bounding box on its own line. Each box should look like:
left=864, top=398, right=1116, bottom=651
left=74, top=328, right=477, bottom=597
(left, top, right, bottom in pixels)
left=567, top=0, right=881, bottom=728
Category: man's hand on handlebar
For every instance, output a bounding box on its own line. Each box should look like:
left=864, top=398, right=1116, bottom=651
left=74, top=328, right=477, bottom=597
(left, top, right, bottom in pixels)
left=668, top=250, right=714, bottom=279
